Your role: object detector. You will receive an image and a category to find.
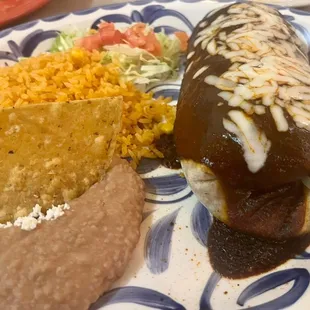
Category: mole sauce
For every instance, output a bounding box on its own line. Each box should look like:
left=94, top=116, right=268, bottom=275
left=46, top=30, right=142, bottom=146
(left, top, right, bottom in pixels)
left=155, top=134, right=181, bottom=170
left=208, top=218, right=310, bottom=279
left=174, top=3, right=310, bottom=278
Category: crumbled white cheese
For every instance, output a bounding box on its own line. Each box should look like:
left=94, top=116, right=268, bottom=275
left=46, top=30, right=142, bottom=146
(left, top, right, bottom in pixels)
left=14, top=217, right=38, bottom=231
left=45, top=205, right=64, bottom=221
left=0, top=203, right=70, bottom=231
left=0, top=221, right=13, bottom=229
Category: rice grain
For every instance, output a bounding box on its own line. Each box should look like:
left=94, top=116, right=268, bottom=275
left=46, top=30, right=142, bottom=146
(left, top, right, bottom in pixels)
left=0, top=48, right=175, bottom=163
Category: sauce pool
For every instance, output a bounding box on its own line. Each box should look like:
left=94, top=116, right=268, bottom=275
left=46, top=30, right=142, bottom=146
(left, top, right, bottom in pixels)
left=208, top=218, right=310, bottom=279
left=155, top=134, right=181, bottom=170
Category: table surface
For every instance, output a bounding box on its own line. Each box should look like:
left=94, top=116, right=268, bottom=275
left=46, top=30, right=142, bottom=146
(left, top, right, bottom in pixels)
left=1, top=0, right=310, bottom=30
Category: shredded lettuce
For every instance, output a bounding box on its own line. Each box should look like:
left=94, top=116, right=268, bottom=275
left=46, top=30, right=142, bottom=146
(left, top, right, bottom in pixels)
left=50, top=29, right=86, bottom=53
left=50, top=27, right=184, bottom=85
left=101, top=31, right=183, bottom=85
left=101, top=44, right=176, bottom=85
left=155, top=31, right=182, bottom=69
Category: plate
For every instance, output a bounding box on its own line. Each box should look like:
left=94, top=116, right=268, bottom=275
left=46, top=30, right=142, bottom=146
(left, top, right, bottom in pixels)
left=0, top=0, right=51, bottom=28
left=217, top=0, right=310, bottom=8
left=0, top=1, right=310, bottom=309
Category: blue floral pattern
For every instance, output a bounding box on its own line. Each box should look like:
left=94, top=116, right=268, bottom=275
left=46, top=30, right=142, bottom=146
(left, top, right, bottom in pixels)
left=296, top=251, right=310, bottom=259
left=0, top=1, right=310, bottom=309
left=237, top=269, right=310, bottom=310
left=190, top=202, right=212, bottom=247
left=91, top=4, right=194, bottom=34
left=199, top=272, right=222, bottom=310
left=144, top=208, right=181, bottom=274
left=90, top=286, right=186, bottom=310
left=144, top=174, right=188, bottom=196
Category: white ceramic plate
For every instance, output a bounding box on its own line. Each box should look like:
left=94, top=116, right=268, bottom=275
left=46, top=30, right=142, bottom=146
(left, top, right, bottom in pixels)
left=0, top=1, right=310, bottom=309
left=222, top=0, right=310, bottom=8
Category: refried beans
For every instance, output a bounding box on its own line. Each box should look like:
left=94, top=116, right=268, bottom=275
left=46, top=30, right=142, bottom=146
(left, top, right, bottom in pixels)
left=0, top=158, right=145, bottom=310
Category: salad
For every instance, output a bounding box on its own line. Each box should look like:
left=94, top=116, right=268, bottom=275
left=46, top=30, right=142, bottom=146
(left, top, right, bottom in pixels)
left=50, top=22, right=188, bottom=85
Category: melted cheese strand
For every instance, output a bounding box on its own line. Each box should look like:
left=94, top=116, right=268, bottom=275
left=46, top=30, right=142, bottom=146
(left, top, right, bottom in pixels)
left=223, top=110, right=271, bottom=173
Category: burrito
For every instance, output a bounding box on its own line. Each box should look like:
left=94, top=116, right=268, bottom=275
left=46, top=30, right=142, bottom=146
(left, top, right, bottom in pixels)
left=175, top=3, right=310, bottom=240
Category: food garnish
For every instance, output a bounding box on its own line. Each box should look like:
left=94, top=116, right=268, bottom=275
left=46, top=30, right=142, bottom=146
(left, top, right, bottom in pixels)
left=51, top=22, right=188, bottom=85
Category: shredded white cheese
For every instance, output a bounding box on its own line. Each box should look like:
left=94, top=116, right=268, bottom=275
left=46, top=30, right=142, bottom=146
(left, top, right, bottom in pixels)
left=0, top=203, right=70, bottom=231
left=191, top=2, right=310, bottom=172
left=193, top=66, right=209, bottom=79
left=200, top=3, right=310, bottom=129
left=187, top=51, right=195, bottom=59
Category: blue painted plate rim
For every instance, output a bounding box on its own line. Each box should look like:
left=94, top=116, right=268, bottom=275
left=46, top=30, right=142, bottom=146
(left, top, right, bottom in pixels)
left=0, top=0, right=309, bottom=39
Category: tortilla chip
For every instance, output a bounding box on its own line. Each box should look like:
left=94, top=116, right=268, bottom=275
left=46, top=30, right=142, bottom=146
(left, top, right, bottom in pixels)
left=0, top=97, right=122, bottom=223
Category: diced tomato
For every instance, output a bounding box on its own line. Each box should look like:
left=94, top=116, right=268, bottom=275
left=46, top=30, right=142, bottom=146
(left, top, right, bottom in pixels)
left=144, top=32, right=162, bottom=56
left=124, top=24, right=147, bottom=48
left=131, top=23, right=147, bottom=34
left=98, top=22, right=115, bottom=31
left=123, top=23, right=162, bottom=56
left=75, top=33, right=103, bottom=51
left=76, top=22, right=163, bottom=56
left=98, top=22, right=123, bottom=45
left=99, top=28, right=123, bottom=45
left=174, top=31, right=189, bottom=52
left=76, top=22, right=123, bottom=51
